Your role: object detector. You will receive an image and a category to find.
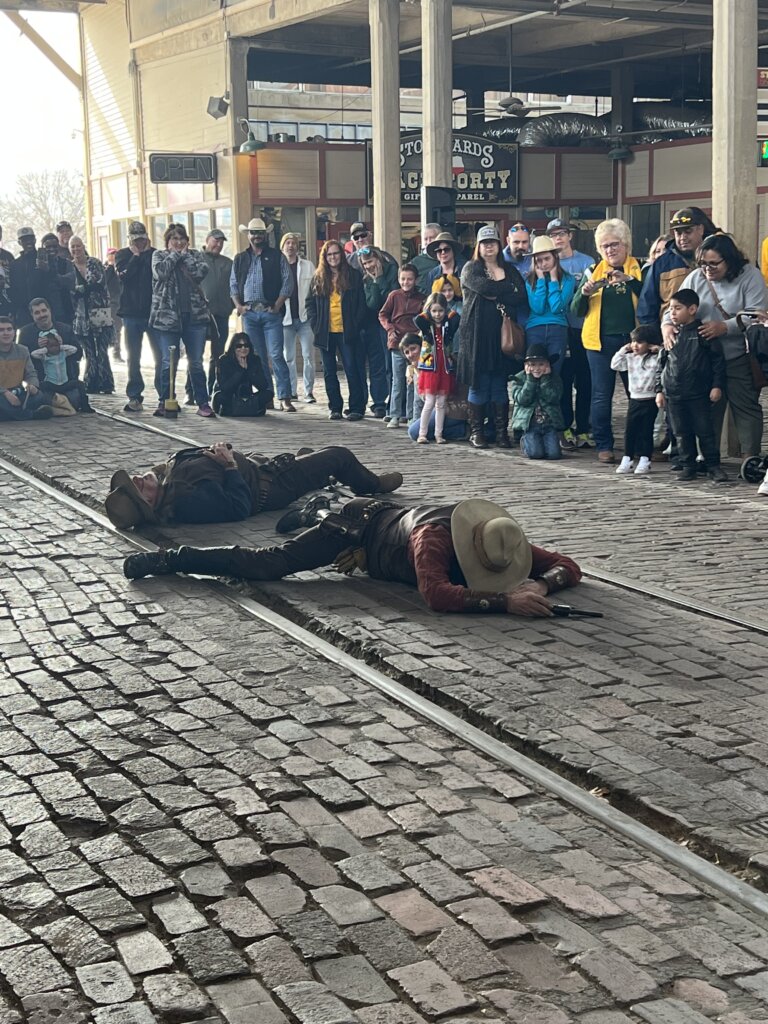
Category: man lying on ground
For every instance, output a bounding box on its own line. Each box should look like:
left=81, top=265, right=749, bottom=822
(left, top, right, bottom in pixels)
left=105, top=443, right=403, bottom=528
left=124, top=496, right=580, bottom=617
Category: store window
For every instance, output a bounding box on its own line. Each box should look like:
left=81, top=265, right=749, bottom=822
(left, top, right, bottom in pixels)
left=301, top=123, right=326, bottom=142
left=628, top=204, right=661, bottom=261
left=193, top=210, right=212, bottom=249
left=214, top=209, right=233, bottom=255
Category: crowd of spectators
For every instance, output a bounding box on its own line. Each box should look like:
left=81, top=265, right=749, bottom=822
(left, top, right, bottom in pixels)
left=2, top=208, right=767, bottom=495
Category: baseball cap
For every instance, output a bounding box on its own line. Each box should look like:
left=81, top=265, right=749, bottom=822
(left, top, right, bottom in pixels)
left=546, top=218, right=573, bottom=234
left=56, top=220, right=72, bottom=231
left=207, top=229, right=227, bottom=241
left=350, top=222, right=369, bottom=236
left=17, top=226, right=35, bottom=239
left=128, top=221, right=149, bottom=239
left=669, top=207, right=707, bottom=229
left=476, top=225, right=500, bottom=243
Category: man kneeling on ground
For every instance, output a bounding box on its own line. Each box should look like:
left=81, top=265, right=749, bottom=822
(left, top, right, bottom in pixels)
left=124, top=497, right=580, bottom=617
left=105, top=443, right=403, bottom=528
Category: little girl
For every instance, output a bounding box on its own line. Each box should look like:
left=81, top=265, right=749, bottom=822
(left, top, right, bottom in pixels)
left=432, top=272, right=463, bottom=315
left=610, top=323, right=662, bottom=475
left=524, top=236, right=576, bottom=372
left=414, top=293, right=460, bottom=444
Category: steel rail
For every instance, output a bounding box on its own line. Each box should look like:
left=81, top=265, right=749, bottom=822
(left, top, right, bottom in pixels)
left=3, top=450, right=768, bottom=923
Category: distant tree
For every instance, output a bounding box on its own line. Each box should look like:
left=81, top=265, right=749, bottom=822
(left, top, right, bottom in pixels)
left=0, top=169, right=85, bottom=248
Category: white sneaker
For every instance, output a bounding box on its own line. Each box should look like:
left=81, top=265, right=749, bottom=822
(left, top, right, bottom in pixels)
left=386, top=417, right=400, bottom=429
left=758, top=476, right=768, bottom=495
left=634, top=456, right=651, bottom=475
left=662, top=442, right=673, bottom=456
left=615, top=456, right=634, bottom=474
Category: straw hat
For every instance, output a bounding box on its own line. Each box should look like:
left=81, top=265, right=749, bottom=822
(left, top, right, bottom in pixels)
left=104, top=470, right=158, bottom=529
left=531, top=235, right=558, bottom=256
left=450, top=499, right=532, bottom=593
left=238, top=217, right=267, bottom=233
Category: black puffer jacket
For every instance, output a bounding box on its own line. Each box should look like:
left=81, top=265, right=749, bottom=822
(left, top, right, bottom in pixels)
left=656, top=319, right=726, bottom=400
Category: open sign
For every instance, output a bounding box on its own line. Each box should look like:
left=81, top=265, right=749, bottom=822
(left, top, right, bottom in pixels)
left=149, top=153, right=216, bottom=184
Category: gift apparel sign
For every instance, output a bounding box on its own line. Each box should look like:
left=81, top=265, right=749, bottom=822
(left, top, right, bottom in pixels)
left=398, top=133, right=518, bottom=205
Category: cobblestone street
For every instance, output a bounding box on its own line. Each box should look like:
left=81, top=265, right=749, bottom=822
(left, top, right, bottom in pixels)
left=4, top=468, right=768, bottom=1023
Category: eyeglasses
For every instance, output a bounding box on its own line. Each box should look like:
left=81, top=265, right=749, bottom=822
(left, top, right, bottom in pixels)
left=601, top=242, right=624, bottom=251
left=698, top=258, right=724, bottom=269
left=326, top=250, right=342, bottom=258
left=435, top=246, right=453, bottom=254
left=352, top=233, right=368, bottom=241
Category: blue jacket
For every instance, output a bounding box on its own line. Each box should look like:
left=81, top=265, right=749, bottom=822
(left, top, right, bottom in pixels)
left=637, top=241, right=695, bottom=324
left=524, top=272, right=576, bottom=329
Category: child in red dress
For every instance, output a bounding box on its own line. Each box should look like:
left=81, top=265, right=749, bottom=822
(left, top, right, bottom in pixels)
left=414, top=293, right=460, bottom=445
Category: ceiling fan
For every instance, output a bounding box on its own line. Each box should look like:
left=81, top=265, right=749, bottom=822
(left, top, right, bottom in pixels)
left=490, top=25, right=562, bottom=117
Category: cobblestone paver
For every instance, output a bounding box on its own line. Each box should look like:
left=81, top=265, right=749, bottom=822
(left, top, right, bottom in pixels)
left=4, top=472, right=768, bottom=1021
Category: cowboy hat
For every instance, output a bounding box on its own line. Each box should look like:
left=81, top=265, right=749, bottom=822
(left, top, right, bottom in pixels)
left=238, top=217, right=267, bottom=233
left=104, top=470, right=158, bottom=529
left=426, top=232, right=462, bottom=259
left=524, top=342, right=559, bottom=366
left=451, top=499, right=532, bottom=593
left=531, top=235, right=558, bottom=255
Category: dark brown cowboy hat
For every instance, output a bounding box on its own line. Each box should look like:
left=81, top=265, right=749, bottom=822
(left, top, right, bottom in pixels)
left=105, top=470, right=158, bottom=529
left=426, top=232, right=462, bottom=260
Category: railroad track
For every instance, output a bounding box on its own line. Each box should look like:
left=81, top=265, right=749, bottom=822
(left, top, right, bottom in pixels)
left=3, top=444, right=768, bottom=928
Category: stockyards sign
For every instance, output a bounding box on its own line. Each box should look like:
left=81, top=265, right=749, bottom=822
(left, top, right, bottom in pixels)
left=396, top=133, right=518, bottom=205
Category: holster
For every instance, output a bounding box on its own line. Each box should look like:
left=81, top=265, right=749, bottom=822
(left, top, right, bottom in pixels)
left=317, top=498, right=399, bottom=575
left=254, top=452, right=297, bottom=510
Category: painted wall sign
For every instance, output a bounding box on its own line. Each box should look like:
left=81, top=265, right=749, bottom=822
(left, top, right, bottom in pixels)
left=397, top=132, right=518, bottom=205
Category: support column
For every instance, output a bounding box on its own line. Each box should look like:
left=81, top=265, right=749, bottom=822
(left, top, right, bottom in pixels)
left=228, top=39, right=253, bottom=236
left=712, top=0, right=757, bottom=256
left=465, top=83, right=485, bottom=131
left=370, top=0, right=402, bottom=260
left=610, top=64, right=634, bottom=137
left=422, top=0, right=452, bottom=190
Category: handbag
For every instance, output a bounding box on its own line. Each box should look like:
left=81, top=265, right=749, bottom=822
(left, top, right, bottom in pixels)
left=231, top=393, right=266, bottom=417
left=498, top=305, right=525, bottom=358
left=89, top=307, right=112, bottom=328
left=708, top=279, right=765, bottom=390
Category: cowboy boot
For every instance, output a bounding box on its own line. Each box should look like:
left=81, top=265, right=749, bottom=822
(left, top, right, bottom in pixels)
left=493, top=402, right=512, bottom=449
left=123, top=549, right=176, bottom=580
left=468, top=403, right=488, bottom=449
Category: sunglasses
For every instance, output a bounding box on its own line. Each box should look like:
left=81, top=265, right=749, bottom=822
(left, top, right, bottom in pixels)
left=359, top=247, right=376, bottom=257
left=248, top=230, right=265, bottom=236
left=235, top=343, right=249, bottom=348
left=352, top=233, right=369, bottom=241
left=510, top=223, right=529, bottom=232
left=435, top=246, right=453, bottom=254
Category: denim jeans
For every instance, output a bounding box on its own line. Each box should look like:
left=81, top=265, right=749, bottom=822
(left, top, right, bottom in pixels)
left=243, top=309, right=291, bottom=400
left=321, top=333, right=366, bottom=415
left=408, top=414, right=466, bottom=442
left=360, top=323, right=389, bottom=413
left=389, top=349, right=408, bottom=420
left=0, top=388, right=48, bottom=421
left=585, top=333, right=628, bottom=452
left=467, top=371, right=508, bottom=406
left=283, top=319, right=316, bottom=397
left=525, top=323, right=568, bottom=376
left=157, top=315, right=209, bottom=405
left=522, top=425, right=561, bottom=459
left=123, top=315, right=161, bottom=402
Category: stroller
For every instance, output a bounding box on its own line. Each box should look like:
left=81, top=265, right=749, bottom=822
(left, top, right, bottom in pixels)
left=737, top=311, right=768, bottom=482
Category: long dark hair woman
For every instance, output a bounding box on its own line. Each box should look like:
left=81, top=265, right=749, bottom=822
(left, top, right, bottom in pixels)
left=307, top=239, right=366, bottom=421
left=211, top=332, right=271, bottom=417
left=149, top=223, right=212, bottom=418
left=69, top=235, right=115, bottom=394
left=673, top=232, right=768, bottom=457
left=456, top=225, right=527, bottom=449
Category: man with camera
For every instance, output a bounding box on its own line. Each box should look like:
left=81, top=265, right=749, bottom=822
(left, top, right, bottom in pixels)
left=10, top=227, right=75, bottom=328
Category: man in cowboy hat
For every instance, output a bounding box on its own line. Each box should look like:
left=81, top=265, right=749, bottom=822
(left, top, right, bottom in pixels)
left=105, top=442, right=404, bottom=529
left=230, top=217, right=295, bottom=411
left=122, top=495, right=580, bottom=617
left=426, top=232, right=467, bottom=291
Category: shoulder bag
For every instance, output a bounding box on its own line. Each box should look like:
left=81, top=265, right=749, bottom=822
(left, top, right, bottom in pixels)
left=706, top=278, right=766, bottom=389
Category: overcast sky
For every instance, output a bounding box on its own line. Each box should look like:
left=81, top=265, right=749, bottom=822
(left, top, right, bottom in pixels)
left=0, top=12, right=82, bottom=196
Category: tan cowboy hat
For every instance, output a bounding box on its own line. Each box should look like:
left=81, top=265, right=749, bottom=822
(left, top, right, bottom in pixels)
left=426, top=232, right=462, bottom=260
left=531, top=235, right=559, bottom=256
left=238, top=217, right=267, bottom=233
left=451, top=499, right=532, bottom=593
left=104, top=470, right=158, bottom=529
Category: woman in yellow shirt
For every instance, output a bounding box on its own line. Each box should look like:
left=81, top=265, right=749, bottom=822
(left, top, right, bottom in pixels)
left=308, top=241, right=366, bottom=420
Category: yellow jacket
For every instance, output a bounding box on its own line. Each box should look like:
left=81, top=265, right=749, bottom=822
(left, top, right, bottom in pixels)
left=760, top=237, right=768, bottom=287
left=576, top=257, right=642, bottom=351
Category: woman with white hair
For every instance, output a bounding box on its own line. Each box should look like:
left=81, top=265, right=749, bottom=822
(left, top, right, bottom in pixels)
left=571, top=218, right=642, bottom=463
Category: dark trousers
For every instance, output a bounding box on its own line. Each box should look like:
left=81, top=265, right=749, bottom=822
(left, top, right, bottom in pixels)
left=560, top=327, right=591, bottom=433
left=260, top=446, right=381, bottom=511
left=666, top=395, right=720, bottom=468
left=624, top=397, right=657, bottom=459
left=321, top=333, right=366, bottom=415
left=170, top=521, right=350, bottom=582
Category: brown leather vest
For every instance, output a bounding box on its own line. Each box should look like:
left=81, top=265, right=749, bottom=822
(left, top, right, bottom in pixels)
left=350, top=501, right=461, bottom=586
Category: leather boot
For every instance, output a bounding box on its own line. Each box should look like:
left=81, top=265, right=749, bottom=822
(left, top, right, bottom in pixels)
left=468, top=403, right=488, bottom=449
left=123, top=549, right=176, bottom=580
left=493, top=402, right=512, bottom=449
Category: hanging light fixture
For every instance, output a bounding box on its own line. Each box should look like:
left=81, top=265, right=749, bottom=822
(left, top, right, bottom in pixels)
left=239, top=117, right=265, bottom=155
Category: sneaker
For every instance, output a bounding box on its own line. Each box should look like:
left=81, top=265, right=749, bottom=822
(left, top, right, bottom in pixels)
left=615, top=456, right=634, bottom=474
left=634, top=456, right=651, bottom=475
left=575, top=433, right=594, bottom=449
left=560, top=430, right=576, bottom=451
left=386, top=417, right=400, bottom=429
left=372, top=406, right=387, bottom=419
left=708, top=466, right=728, bottom=483
left=196, top=404, right=215, bottom=418
left=435, top=436, right=447, bottom=445
left=597, top=450, right=615, bottom=464
left=757, top=477, right=768, bottom=495
left=417, top=435, right=429, bottom=444
left=303, top=394, right=316, bottom=404
left=153, top=403, right=165, bottom=418
left=31, top=405, right=54, bottom=420
left=123, top=399, right=143, bottom=413
left=329, top=411, right=342, bottom=421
